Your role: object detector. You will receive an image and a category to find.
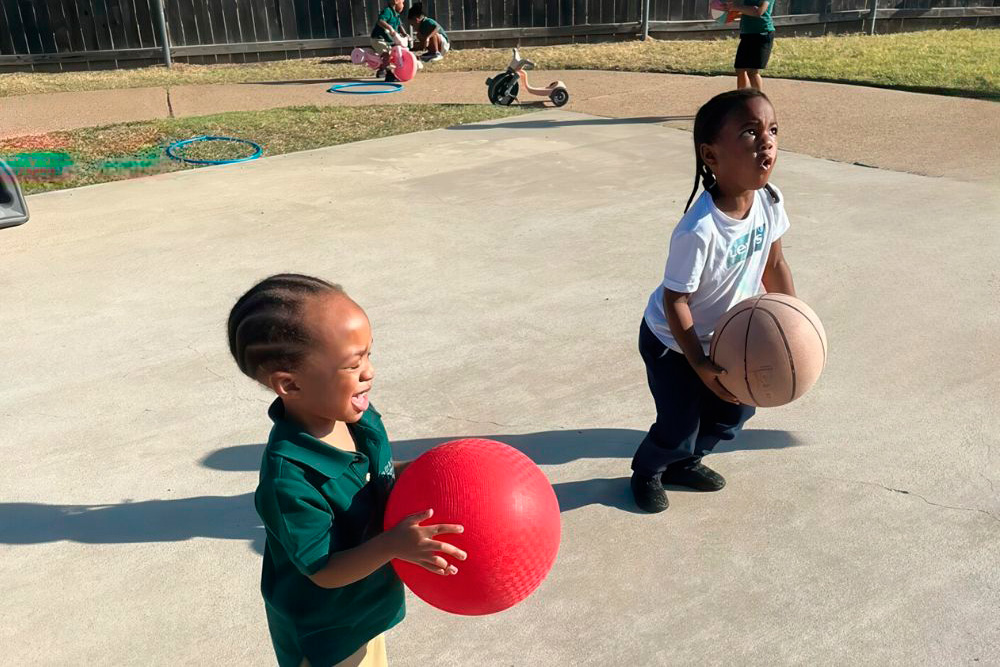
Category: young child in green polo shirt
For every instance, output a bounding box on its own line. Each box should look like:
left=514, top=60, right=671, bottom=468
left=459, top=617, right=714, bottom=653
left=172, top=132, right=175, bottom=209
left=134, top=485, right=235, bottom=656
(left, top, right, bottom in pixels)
left=227, top=274, right=467, bottom=667
left=407, top=3, right=450, bottom=63
left=370, top=0, right=408, bottom=81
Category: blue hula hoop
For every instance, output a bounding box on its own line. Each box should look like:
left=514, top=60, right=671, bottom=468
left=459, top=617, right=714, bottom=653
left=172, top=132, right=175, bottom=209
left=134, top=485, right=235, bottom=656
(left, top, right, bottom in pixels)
left=328, top=82, right=403, bottom=95
left=166, top=136, right=263, bottom=165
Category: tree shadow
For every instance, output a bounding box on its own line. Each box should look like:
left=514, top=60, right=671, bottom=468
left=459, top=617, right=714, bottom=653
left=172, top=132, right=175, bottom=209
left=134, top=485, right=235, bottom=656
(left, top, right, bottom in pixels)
left=0, top=428, right=801, bottom=545
left=448, top=115, right=695, bottom=130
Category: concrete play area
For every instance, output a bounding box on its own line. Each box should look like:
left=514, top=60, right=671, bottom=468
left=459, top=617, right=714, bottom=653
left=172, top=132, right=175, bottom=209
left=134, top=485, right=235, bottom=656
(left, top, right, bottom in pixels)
left=1, top=109, right=998, bottom=665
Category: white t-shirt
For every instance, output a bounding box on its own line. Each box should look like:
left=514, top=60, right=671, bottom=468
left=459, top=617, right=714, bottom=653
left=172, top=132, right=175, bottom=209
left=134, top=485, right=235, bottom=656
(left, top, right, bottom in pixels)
left=644, top=186, right=790, bottom=354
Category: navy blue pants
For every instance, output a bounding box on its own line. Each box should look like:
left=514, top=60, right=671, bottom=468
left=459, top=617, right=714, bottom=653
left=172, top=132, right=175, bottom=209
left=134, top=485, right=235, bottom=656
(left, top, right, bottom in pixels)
left=631, top=319, right=756, bottom=476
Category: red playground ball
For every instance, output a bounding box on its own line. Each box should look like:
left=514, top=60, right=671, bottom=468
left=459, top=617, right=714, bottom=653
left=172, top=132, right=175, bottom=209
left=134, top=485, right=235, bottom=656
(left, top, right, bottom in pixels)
left=383, top=438, right=561, bottom=615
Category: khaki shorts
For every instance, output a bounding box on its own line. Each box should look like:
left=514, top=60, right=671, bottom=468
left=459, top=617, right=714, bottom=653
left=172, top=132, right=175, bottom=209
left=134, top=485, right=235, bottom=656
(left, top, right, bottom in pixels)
left=299, top=634, right=388, bottom=667
left=370, top=38, right=393, bottom=55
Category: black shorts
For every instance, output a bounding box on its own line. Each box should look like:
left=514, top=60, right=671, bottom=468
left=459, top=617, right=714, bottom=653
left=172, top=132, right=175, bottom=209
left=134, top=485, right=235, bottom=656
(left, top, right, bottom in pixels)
left=734, top=31, right=774, bottom=71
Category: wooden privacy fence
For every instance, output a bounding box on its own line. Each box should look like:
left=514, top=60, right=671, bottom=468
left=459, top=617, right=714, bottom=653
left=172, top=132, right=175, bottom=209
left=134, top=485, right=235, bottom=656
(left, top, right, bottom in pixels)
left=1, top=0, right=999, bottom=70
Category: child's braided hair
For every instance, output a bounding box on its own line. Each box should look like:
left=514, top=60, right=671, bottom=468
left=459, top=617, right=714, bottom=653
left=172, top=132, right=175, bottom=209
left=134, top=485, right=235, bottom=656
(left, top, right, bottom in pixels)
left=227, top=274, right=344, bottom=383
left=685, top=88, right=779, bottom=213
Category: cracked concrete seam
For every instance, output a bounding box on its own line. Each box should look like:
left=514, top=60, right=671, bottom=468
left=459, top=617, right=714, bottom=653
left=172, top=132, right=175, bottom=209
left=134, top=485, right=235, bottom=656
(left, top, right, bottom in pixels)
left=185, top=343, right=229, bottom=381
left=817, top=474, right=1000, bottom=524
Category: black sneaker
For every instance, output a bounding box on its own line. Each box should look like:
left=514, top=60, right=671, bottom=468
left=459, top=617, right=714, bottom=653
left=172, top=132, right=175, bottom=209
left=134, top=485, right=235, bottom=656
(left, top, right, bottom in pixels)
left=384, top=71, right=399, bottom=83
left=661, top=461, right=726, bottom=492
left=631, top=473, right=669, bottom=513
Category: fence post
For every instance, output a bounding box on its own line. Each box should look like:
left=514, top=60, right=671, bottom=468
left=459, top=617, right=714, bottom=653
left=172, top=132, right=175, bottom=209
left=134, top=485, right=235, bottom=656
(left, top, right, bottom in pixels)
left=152, top=0, right=173, bottom=67
left=868, top=0, right=878, bottom=34
left=641, top=0, right=651, bottom=40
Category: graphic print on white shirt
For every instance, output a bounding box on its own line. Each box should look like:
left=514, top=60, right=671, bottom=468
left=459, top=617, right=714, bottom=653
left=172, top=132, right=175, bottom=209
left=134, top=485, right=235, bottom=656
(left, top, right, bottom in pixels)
left=643, top=185, right=790, bottom=355
left=727, top=223, right=767, bottom=268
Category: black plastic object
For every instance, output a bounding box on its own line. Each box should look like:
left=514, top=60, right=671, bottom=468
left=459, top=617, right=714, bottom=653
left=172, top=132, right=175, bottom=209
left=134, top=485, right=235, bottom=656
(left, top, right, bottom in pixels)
left=486, top=72, right=519, bottom=106
left=550, top=87, right=569, bottom=107
left=0, top=160, right=29, bottom=230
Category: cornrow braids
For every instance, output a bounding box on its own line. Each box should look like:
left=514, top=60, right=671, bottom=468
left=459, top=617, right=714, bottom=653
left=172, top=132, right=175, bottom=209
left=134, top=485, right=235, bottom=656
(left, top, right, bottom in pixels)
left=685, top=154, right=720, bottom=214
left=684, top=88, right=773, bottom=214
left=227, top=274, right=344, bottom=383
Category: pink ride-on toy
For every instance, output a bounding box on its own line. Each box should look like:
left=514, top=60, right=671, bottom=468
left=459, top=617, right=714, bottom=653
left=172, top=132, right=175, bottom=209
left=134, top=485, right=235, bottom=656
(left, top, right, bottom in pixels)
left=351, top=30, right=422, bottom=82
left=486, top=48, right=569, bottom=107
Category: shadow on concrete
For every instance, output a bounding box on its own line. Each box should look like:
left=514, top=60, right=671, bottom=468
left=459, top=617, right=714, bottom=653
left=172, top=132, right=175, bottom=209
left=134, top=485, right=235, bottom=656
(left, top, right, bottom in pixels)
left=770, top=75, right=1000, bottom=103
left=0, top=492, right=265, bottom=553
left=205, top=428, right=801, bottom=474
left=202, top=429, right=646, bottom=472
left=448, top=115, right=695, bottom=130
left=554, top=477, right=641, bottom=513
left=242, top=77, right=372, bottom=86
left=544, top=429, right=800, bottom=513
left=713, top=428, right=801, bottom=454
left=0, top=429, right=800, bottom=545
left=390, top=427, right=800, bottom=463
left=202, top=442, right=269, bottom=471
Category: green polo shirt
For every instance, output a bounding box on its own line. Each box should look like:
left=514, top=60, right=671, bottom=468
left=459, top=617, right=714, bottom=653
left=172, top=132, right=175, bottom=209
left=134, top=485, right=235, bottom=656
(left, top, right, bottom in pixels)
left=255, top=399, right=405, bottom=667
left=371, top=6, right=403, bottom=42
left=418, top=17, right=448, bottom=42
left=740, top=0, right=775, bottom=33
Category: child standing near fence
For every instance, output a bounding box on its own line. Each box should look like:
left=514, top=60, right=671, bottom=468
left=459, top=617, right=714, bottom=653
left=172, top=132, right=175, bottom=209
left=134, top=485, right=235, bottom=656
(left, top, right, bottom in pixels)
left=726, top=0, right=775, bottom=90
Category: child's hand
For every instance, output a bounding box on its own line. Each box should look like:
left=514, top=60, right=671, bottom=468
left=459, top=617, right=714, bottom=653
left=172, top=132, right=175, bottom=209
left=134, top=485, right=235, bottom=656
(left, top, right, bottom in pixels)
left=383, top=509, right=466, bottom=575
left=694, top=358, right=741, bottom=405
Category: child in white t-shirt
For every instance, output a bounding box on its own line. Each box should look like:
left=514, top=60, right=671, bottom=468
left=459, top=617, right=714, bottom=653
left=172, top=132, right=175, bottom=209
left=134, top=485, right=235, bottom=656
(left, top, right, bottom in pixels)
left=631, top=88, right=797, bottom=513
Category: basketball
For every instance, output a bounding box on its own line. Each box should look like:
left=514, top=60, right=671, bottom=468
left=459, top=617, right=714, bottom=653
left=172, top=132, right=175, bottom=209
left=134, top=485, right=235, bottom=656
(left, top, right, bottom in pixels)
left=383, top=438, right=561, bottom=616
left=709, top=294, right=828, bottom=407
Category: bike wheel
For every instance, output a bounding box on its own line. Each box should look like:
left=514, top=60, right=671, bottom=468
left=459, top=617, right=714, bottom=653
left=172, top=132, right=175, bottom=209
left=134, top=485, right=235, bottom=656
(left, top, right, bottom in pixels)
left=550, top=87, right=569, bottom=107
left=488, top=73, right=520, bottom=106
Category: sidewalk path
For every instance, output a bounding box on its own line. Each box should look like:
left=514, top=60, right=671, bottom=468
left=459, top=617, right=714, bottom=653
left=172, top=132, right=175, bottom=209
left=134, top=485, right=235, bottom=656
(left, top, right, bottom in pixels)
left=2, top=70, right=998, bottom=183
left=2, top=110, right=998, bottom=665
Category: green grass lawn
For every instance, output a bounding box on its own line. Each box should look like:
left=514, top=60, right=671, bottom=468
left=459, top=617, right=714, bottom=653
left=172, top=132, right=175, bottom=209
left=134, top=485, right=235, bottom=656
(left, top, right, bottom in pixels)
left=0, top=29, right=997, bottom=99
left=1, top=104, right=526, bottom=195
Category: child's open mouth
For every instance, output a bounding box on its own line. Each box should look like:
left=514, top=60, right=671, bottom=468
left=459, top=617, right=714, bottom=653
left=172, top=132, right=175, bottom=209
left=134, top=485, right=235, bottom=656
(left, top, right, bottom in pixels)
left=759, top=155, right=774, bottom=171
left=350, top=390, right=370, bottom=413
